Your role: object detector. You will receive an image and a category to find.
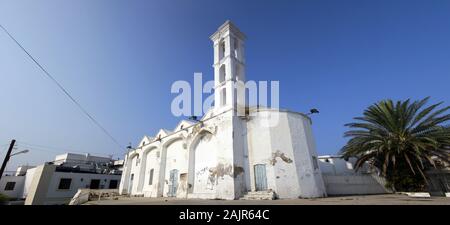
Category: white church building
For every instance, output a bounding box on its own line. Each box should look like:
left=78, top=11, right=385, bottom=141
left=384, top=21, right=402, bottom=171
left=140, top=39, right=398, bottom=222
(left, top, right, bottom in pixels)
left=118, top=21, right=387, bottom=200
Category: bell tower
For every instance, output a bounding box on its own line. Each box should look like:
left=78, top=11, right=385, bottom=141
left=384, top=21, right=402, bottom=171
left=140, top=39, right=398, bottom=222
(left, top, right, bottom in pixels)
left=210, top=20, right=246, bottom=115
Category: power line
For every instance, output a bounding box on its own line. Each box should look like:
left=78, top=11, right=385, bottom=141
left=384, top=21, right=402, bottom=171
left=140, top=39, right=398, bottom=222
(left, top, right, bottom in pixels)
left=16, top=141, right=115, bottom=158
left=19, top=145, right=114, bottom=159
left=0, top=24, right=124, bottom=151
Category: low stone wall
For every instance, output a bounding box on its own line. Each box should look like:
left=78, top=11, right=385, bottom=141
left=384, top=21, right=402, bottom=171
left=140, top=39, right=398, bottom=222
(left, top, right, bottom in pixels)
left=426, top=169, right=450, bottom=196
left=323, top=174, right=390, bottom=196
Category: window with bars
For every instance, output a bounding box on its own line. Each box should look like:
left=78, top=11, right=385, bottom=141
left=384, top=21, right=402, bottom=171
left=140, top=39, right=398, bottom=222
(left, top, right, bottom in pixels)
left=4, top=182, right=15, bottom=191
left=58, top=178, right=72, bottom=190
left=109, top=180, right=118, bottom=189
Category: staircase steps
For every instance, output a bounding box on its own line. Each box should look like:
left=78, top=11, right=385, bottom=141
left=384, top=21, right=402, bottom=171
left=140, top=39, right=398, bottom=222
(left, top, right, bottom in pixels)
left=241, top=190, right=276, bottom=200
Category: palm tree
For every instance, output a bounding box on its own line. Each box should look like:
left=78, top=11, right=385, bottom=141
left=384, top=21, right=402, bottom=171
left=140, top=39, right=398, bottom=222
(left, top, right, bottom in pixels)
left=341, top=97, right=450, bottom=191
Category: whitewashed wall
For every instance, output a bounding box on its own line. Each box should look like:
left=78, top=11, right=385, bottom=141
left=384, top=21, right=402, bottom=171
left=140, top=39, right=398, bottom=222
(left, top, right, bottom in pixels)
left=141, top=147, right=160, bottom=197
left=192, top=134, right=218, bottom=196
left=163, top=139, right=188, bottom=197
left=0, top=176, right=25, bottom=199
left=246, top=110, right=326, bottom=199
left=322, top=174, right=388, bottom=195
left=44, top=172, right=121, bottom=204
left=23, top=167, right=36, bottom=198
left=129, top=154, right=141, bottom=195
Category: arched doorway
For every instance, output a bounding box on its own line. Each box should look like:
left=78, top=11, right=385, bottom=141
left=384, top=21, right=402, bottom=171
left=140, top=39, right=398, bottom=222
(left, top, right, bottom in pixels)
left=188, top=132, right=218, bottom=196
left=139, top=146, right=158, bottom=196
left=127, top=154, right=140, bottom=195
left=161, top=138, right=188, bottom=197
left=168, top=169, right=179, bottom=197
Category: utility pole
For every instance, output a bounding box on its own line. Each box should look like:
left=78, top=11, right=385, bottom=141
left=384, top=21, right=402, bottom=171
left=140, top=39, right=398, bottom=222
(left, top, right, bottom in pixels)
left=0, top=139, right=16, bottom=182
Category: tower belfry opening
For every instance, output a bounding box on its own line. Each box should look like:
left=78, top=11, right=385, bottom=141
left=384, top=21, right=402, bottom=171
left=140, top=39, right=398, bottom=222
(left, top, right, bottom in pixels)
left=210, top=20, right=247, bottom=114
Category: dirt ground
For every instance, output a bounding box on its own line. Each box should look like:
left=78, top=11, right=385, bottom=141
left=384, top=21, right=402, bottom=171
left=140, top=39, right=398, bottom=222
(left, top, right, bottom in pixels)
left=85, top=194, right=450, bottom=205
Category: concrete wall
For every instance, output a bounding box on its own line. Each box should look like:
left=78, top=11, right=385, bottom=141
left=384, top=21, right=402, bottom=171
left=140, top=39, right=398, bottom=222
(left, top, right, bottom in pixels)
left=0, top=176, right=25, bottom=199
left=23, top=167, right=36, bottom=198
left=322, top=174, right=388, bottom=196
left=318, top=156, right=388, bottom=196
left=25, top=164, right=56, bottom=205
left=426, top=169, right=450, bottom=196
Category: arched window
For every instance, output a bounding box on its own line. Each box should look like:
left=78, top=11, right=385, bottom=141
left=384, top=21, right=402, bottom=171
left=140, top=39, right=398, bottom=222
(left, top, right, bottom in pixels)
left=235, top=64, right=241, bottom=82
left=219, top=39, right=225, bottom=60
left=221, top=88, right=227, bottom=106
left=233, top=37, right=239, bottom=58
left=219, top=65, right=226, bottom=83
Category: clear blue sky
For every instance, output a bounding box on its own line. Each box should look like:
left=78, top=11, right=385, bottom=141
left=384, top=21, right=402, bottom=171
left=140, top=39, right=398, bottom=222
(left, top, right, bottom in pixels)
left=1, top=0, right=450, bottom=171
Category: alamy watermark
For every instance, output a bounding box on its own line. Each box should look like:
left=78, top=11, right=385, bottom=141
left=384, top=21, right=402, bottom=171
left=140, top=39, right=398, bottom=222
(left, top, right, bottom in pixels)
left=171, top=73, right=281, bottom=127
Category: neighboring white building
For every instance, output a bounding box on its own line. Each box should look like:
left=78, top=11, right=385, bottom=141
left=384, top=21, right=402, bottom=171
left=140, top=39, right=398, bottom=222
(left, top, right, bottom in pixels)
left=0, top=166, right=30, bottom=201
left=52, top=153, right=122, bottom=174
left=1, top=176, right=25, bottom=199
left=15, top=165, right=34, bottom=176
left=1, top=153, right=123, bottom=205
left=0, top=166, right=35, bottom=200
left=24, top=153, right=122, bottom=205
left=119, top=21, right=327, bottom=200
left=24, top=164, right=121, bottom=205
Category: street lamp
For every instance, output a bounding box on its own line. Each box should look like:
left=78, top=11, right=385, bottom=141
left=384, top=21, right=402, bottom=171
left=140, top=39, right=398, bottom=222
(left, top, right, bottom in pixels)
left=124, top=144, right=135, bottom=166
left=10, top=149, right=29, bottom=157
left=0, top=141, right=30, bottom=182
left=188, top=115, right=199, bottom=121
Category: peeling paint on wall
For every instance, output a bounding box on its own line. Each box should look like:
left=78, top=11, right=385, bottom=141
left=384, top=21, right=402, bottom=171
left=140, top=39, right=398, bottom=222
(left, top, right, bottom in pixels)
left=269, top=150, right=293, bottom=165
left=208, top=163, right=232, bottom=182
left=205, top=163, right=246, bottom=186
left=187, top=123, right=218, bottom=143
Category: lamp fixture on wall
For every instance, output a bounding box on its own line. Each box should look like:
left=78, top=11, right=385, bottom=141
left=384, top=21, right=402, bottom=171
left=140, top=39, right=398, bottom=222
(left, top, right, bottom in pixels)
left=307, top=108, right=319, bottom=115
